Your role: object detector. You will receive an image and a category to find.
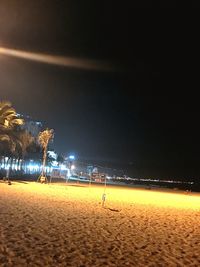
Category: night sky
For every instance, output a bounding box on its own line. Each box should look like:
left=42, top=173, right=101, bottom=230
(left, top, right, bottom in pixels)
left=0, top=2, right=199, bottom=179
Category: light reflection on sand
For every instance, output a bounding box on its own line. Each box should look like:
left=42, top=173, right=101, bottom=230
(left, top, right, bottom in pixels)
left=0, top=182, right=199, bottom=266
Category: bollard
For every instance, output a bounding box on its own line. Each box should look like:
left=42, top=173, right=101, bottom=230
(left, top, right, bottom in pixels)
left=102, top=193, right=106, bottom=207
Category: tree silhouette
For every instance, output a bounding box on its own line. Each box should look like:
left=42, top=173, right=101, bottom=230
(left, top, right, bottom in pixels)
left=38, top=129, right=54, bottom=183
left=0, top=101, right=24, bottom=184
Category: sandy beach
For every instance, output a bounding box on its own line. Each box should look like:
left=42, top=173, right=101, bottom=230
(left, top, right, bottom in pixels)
left=0, top=181, right=200, bottom=267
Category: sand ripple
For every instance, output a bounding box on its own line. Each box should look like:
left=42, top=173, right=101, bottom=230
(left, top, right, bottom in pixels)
left=0, top=182, right=200, bottom=266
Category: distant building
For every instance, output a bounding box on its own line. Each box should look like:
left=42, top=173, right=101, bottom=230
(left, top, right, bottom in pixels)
left=87, top=165, right=94, bottom=175
left=17, top=114, right=42, bottom=137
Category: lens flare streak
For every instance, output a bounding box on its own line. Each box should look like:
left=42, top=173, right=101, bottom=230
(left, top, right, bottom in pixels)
left=0, top=47, right=113, bottom=71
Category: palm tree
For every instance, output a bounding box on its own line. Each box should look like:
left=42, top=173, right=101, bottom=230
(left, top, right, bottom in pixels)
left=37, top=129, right=54, bottom=183
left=18, top=130, right=34, bottom=157
left=17, top=130, right=34, bottom=171
left=0, top=101, right=24, bottom=184
left=0, top=101, right=23, bottom=130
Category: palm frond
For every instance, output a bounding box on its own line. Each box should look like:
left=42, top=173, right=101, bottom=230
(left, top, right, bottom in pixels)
left=0, top=101, right=24, bottom=129
left=38, top=129, right=54, bottom=149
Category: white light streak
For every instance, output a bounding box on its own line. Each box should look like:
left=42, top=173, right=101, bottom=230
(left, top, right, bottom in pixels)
left=0, top=47, right=113, bottom=72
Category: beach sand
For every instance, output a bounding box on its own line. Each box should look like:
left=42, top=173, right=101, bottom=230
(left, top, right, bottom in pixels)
left=0, top=181, right=200, bottom=267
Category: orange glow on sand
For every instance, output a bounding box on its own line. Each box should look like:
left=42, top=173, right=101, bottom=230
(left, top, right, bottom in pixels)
left=13, top=182, right=200, bottom=210
left=0, top=181, right=200, bottom=266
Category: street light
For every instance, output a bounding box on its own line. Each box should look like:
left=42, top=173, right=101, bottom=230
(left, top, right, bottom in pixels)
left=71, top=165, right=75, bottom=170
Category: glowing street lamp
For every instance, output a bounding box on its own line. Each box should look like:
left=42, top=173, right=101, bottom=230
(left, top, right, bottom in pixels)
left=71, top=165, right=75, bottom=170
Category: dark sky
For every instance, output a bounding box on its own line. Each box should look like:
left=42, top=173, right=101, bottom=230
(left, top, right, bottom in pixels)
left=0, top=2, right=199, bottom=179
